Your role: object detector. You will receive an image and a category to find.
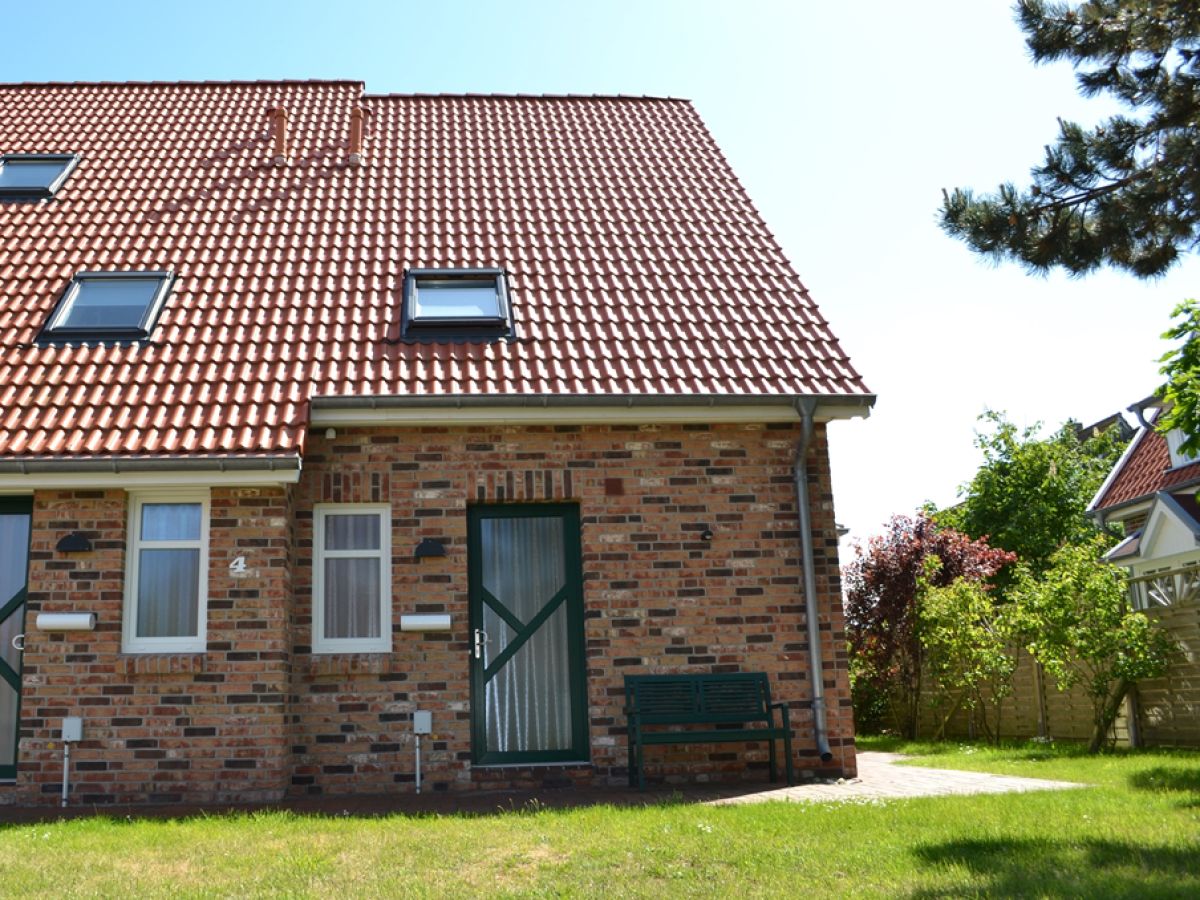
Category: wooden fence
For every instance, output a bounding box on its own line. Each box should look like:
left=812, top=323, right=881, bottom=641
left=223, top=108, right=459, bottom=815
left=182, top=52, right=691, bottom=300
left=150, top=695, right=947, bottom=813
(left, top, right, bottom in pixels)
left=918, top=600, right=1198, bottom=747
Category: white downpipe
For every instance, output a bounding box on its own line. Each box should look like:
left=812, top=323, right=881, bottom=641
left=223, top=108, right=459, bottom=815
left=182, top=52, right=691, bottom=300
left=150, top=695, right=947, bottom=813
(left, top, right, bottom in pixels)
left=414, top=735, right=422, bottom=794
left=794, top=398, right=834, bottom=764
left=61, top=743, right=71, bottom=808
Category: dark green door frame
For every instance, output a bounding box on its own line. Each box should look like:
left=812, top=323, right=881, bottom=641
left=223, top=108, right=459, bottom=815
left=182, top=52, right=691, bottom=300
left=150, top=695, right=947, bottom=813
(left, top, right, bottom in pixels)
left=467, top=502, right=589, bottom=766
left=0, top=495, right=33, bottom=780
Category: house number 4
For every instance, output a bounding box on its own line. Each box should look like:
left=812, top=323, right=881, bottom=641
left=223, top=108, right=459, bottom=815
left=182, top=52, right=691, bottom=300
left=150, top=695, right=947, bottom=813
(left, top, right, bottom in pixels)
left=229, top=556, right=249, bottom=576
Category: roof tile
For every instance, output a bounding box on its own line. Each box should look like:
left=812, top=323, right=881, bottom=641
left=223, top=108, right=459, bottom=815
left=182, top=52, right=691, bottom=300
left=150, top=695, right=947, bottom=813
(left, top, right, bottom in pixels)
left=1096, top=425, right=1200, bottom=509
left=1, top=82, right=869, bottom=458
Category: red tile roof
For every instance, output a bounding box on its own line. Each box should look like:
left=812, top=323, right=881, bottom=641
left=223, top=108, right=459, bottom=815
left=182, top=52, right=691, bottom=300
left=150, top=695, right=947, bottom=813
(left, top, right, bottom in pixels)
left=1094, top=424, right=1200, bottom=510
left=0, top=82, right=870, bottom=458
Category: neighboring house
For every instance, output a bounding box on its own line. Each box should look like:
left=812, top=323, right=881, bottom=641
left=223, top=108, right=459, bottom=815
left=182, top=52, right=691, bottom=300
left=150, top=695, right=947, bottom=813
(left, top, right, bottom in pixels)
left=0, top=81, right=873, bottom=806
left=1088, top=402, right=1200, bottom=748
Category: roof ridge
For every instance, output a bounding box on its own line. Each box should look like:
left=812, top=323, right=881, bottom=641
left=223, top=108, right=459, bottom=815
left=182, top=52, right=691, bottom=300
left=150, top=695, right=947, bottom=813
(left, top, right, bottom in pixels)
left=364, top=92, right=690, bottom=103
left=0, top=79, right=365, bottom=88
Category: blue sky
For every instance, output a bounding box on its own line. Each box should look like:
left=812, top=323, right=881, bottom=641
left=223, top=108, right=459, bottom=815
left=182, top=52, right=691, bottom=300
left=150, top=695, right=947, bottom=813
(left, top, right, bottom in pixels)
left=4, top=0, right=1197, bottom=549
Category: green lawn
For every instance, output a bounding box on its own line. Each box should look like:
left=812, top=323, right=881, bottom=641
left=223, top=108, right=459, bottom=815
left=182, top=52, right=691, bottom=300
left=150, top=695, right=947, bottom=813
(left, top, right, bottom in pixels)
left=1, top=739, right=1197, bottom=898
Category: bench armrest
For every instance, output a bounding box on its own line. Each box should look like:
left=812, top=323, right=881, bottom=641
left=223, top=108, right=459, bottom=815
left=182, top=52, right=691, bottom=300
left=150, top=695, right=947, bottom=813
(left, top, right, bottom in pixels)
left=769, top=701, right=792, bottom=727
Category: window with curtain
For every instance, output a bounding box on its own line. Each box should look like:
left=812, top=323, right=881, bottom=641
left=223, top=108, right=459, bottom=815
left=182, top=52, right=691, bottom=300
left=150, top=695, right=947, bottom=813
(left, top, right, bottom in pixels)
left=313, top=505, right=391, bottom=653
left=123, top=491, right=209, bottom=653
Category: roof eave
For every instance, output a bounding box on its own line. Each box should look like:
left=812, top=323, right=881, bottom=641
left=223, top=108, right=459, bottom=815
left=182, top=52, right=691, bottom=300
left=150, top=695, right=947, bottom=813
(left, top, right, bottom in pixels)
left=308, top=392, right=876, bottom=427
left=0, top=454, right=302, bottom=490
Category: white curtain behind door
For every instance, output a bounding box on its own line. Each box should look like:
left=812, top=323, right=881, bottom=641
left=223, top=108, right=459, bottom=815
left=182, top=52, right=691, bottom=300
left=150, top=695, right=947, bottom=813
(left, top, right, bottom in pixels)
left=480, top=516, right=572, bottom=753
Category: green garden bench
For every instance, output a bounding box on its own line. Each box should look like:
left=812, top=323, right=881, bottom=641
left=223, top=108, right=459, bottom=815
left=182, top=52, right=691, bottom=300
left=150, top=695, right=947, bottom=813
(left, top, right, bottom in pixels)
left=624, top=672, right=794, bottom=791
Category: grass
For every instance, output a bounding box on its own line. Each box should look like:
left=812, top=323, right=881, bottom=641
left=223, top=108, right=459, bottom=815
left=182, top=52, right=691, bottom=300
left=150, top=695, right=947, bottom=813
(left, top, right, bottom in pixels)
left=0, top=740, right=1196, bottom=898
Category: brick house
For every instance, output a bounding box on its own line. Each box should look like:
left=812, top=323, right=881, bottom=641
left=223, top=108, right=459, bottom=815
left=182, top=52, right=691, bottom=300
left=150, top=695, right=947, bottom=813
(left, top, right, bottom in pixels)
left=1088, top=402, right=1200, bottom=748
left=0, top=81, right=873, bottom=805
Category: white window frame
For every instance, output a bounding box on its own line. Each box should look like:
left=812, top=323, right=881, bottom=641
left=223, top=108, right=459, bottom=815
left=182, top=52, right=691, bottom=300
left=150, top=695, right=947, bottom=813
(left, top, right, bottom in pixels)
left=313, top=503, right=392, bottom=654
left=1165, top=429, right=1199, bottom=469
left=122, top=489, right=210, bottom=654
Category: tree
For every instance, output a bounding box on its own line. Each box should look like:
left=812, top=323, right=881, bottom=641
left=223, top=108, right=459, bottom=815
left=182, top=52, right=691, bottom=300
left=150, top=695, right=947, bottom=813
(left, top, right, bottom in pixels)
left=918, top=563, right=1018, bottom=742
left=1158, top=298, right=1200, bottom=454
left=939, top=411, right=1127, bottom=586
left=941, top=1, right=1200, bottom=278
left=1011, top=538, right=1173, bottom=752
left=844, top=514, right=1015, bottom=738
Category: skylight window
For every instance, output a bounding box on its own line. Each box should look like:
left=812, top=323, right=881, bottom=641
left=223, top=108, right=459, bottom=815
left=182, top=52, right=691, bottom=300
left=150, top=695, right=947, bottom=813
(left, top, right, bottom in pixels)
left=0, top=154, right=79, bottom=199
left=43, top=271, right=174, bottom=341
left=403, top=268, right=512, bottom=338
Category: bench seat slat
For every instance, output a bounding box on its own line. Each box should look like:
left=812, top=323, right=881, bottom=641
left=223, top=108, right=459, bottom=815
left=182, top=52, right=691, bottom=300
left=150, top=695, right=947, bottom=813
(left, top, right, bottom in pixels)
left=639, top=728, right=787, bottom=745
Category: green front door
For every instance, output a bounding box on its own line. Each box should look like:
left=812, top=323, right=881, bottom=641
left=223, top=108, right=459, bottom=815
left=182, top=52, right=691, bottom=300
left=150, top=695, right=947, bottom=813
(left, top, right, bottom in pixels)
left=0, top=497, right=32, bottom=781
left=467, top=503, right=588, bottom=765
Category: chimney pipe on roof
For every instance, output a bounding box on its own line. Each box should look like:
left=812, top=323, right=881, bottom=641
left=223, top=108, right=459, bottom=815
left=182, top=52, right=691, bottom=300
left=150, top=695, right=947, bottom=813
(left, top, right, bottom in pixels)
left=270, top=107, right=288, bottom=166
left=348, top=107, right=366, bottom=166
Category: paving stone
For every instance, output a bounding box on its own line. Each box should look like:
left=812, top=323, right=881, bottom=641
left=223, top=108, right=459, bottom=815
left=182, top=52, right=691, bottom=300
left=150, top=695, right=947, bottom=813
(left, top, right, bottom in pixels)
left=708, top=751, right=1086, bottom=805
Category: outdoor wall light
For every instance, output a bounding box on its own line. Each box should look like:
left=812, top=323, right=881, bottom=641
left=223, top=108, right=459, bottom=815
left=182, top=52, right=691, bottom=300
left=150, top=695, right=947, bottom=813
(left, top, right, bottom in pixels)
left=55, top=532, right=93, bottom=553
left=414, top=537, right=447, bottom=559
left=699, top=527, right=714, bottom=541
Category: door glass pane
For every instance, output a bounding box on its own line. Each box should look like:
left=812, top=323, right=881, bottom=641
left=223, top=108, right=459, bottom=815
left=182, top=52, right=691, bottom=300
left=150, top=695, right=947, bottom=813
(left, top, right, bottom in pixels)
left=480, top=517, right=565, bottom=622
left=485, top=603, right=572, bottom=753
left=0, top=514, right=30, bottom=604
left=136, top=548, right=200, bottom=637
left=141, top=503, right=201, bottom=541
left=324, top=557, right=381, bottom=639
left=0, top=603, right=22, bottom=673
left=481, top=603, right=517, bottom=658
left=325, top=514, right=381, bottom=551
left=0, top=683, right=16, bottom=768
left=479, top=515, right=571, bottom=754
left=0, top=510, right=30, bottom=773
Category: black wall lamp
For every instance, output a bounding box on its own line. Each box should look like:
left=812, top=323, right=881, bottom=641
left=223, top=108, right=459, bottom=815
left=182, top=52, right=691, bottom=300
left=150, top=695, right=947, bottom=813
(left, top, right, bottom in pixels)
left=414, top=538, right=447, bottom=559
left=56, top=532, right=93, bottom=553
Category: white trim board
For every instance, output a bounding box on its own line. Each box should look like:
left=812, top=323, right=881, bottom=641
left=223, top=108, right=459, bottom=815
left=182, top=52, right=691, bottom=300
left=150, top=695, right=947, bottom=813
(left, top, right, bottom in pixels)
left=0, top=468, right=301, bottom=491
left=309, top=403, right=870, bottom=428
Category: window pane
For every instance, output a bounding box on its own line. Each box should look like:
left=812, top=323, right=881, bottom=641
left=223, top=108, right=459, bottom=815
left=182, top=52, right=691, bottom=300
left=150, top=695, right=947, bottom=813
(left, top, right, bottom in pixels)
left=0, top=160, right=67, bottom=190
left=413, top=280, right=500, bottom=319
left=324, top=513, right=382, bottom=551
left=136, top=548, right=200, bottom=638
left=58, top=277, right=162, bottom=330
left=141, top=503, right=202, bottom=541
left=324, top=557, right=382, bottom=639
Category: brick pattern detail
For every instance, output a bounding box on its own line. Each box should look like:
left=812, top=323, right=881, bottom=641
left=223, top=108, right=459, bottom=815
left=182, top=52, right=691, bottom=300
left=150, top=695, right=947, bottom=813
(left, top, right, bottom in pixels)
left=4, top=423, right=855, bottom=805
left=8, top=488, right=292, bottom=805
left=289, top=422, right=855, bottom=796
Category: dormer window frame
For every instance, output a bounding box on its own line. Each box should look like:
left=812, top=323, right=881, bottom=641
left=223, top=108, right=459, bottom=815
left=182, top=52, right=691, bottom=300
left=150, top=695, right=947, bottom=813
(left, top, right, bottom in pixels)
left=40, top=270, right=175, bottom=343
left=401, top=268, right=513, bottom=340
left=1165, top=428, right=1199, bottom=470
left=0, top=153, right=80, bottom=200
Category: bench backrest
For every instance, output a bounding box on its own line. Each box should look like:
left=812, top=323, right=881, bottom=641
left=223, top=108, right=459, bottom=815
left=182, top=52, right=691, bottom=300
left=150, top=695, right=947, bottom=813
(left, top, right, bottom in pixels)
left=624, top=673, right=773, bottom=725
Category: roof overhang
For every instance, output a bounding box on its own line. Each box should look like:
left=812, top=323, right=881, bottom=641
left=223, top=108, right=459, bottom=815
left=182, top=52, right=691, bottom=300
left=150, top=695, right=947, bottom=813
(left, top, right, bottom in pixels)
left=0, top=454, right=301, bottom=491
left=1104, top=490, right=1200, bottom=566
left=308, top=393, right=875, bottom=428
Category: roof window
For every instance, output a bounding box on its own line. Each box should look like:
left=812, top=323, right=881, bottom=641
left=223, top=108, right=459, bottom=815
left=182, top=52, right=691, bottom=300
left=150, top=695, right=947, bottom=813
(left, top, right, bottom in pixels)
left=0, top=154, right=79, bottom=199
left=42, top=271, right=174, bottom=342
left=403, top=268, right=512, bottom=338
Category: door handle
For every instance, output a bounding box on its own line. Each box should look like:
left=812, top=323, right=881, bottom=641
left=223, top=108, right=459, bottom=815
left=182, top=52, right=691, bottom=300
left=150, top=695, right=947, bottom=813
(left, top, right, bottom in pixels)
left=11, top=633, right=24, bottom=652
left=473, top=628, right=489, bottom=660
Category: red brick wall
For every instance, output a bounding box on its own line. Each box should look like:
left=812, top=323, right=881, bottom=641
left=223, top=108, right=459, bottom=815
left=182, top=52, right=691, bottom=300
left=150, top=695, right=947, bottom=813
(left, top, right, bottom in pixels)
left=290, top=421, right=855, bottom=795
left=5, top=420, right=854, bottom=805
left=10, top=487, right=292, bottom=805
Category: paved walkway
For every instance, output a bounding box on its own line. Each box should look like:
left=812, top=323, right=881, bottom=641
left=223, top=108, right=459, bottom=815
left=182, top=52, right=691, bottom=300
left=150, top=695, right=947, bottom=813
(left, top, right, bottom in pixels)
left=709, top=751, right=1086, bottom=805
